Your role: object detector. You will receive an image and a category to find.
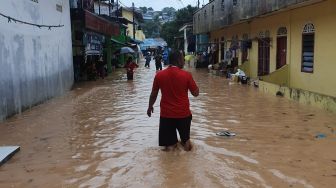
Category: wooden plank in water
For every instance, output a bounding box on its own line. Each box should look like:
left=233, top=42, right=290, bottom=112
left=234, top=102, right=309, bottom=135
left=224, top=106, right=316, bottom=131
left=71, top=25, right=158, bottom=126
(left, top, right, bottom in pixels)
left=0, top=146, right=20, bottom=166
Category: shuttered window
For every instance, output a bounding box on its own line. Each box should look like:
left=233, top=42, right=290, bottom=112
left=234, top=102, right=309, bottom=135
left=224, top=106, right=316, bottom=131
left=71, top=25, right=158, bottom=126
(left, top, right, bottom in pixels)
left=301, top=23, right=315, bottom=73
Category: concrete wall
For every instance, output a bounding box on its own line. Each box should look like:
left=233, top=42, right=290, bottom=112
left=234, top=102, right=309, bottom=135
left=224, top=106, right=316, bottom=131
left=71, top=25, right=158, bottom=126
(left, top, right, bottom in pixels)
left=210, top=0, right=336, bottom=98
left=194, top=0, right=314, bottom=34
left=0, top=0, right=73, bottom=121
left=259, top=81, right=336, bottom=113
left=289, top=0, right=336, bottom=97
left=208, top=0, right=336, bottom=111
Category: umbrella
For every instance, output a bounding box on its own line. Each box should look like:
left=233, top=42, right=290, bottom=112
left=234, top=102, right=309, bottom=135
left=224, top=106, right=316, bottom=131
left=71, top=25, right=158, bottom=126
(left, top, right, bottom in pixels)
left=117, top=47, right=135, bottom=54
left=120, top=47, right=135, bottom=54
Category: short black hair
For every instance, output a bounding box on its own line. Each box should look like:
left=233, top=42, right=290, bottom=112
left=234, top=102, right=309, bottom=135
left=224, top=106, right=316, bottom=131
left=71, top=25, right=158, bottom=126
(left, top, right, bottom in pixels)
left=168, top=50, right=182, bottom=66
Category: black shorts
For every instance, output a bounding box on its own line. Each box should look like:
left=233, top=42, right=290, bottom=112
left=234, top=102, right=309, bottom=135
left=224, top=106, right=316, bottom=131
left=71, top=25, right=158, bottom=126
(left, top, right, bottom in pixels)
left=127, top=72, right=133, bottom=80
left=159, top=115, right=192, bottom=146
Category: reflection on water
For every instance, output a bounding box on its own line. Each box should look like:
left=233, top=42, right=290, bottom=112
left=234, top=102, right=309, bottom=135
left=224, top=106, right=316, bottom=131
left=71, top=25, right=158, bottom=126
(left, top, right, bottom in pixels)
left=0, top=61, right=336, bottom=188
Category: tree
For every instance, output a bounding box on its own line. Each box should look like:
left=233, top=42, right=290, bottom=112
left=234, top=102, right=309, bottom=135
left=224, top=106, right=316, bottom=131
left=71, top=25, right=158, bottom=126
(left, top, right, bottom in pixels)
left=139, top=6, right=147, bottom=14
left=142, top=20, right=161, bottom=38
left=160, top=5, right=198, bottom=48
left=148, top=7, right=153, bottom=11
left=162, top=7, right=176, bottom=17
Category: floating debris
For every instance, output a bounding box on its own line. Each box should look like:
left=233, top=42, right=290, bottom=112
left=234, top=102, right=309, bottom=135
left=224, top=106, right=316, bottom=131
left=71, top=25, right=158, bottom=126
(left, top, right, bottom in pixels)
left=315, top=133, right=326, bottom=139
left=216, top=131, right=236, bottom=137
left=0, top=146, right=20, bottom=166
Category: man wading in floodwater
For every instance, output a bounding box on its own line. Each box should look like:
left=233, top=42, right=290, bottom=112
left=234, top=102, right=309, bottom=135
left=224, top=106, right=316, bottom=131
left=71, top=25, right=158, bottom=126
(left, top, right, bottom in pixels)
left=147, top=51, right=199, bottom=151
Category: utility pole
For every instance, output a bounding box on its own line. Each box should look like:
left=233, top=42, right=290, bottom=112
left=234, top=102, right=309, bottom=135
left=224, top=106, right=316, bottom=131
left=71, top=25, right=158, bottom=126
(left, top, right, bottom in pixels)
left=98, top=0, right=101, bottom=15
left=116, top=0, right=119, bottom=20
left=108, top=0, right=111, bottom=16
left=198, top=0, right=200, bottom=8
left=132, top=2, right=135, bottom=40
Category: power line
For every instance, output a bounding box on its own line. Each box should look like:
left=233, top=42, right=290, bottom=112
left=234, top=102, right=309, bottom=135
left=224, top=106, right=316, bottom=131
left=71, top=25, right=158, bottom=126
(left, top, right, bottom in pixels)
left=118, top=0, right=128, bottom=8
left=0, top=12, right=64, bottom=30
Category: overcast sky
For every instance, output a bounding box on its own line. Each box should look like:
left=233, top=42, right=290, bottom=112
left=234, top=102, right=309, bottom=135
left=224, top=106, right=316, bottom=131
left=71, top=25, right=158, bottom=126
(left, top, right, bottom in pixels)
left=119, top=0, right=202, bottom=11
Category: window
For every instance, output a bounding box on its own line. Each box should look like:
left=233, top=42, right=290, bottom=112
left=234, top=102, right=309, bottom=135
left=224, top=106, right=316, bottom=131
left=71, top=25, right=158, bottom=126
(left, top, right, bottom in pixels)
left=301, top=23, right=315, bottom=73
left=204, top=10, right=207, bottom=18
left=233, top=0, right=237, bottom=6
left=198, top=14, right=200, bottom=21
left=212, top=5, right=214, bottom=15
left=258, top=31, right=270, bottom=76
left=276, top=27, right=287, bottom=69
left=221, top=0, right=225, bottom=10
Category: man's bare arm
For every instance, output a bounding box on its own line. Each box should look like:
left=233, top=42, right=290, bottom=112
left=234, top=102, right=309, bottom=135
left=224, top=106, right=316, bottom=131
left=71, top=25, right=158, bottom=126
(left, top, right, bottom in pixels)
left=147, top=89, right=159, bottom=117
left=190, top=87, right=199, bottom=97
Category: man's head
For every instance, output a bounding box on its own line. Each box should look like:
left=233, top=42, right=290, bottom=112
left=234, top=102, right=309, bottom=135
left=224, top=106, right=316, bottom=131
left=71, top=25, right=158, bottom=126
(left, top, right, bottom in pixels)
left=169, top=50, right=184, bottom=69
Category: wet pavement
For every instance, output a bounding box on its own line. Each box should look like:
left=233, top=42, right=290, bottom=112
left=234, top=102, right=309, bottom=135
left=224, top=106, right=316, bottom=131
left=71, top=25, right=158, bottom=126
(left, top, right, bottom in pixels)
left=0, top=60, right=336, bottom=188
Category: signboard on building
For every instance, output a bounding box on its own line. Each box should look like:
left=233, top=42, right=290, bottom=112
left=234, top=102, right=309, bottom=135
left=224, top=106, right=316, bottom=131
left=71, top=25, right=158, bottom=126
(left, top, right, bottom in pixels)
left=84, top=32, right=105, bottom=55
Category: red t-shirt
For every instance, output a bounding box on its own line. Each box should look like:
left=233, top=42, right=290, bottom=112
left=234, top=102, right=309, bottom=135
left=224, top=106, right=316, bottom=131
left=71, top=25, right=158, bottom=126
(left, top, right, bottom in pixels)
left=125, top=62, right=138, bottom=73
left=153, top=66, right=198, bottom=118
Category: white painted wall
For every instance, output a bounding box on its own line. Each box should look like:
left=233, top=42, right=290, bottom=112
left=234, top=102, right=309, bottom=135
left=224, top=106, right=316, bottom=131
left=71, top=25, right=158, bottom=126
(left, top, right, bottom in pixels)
left=0, top=0, right=73, bottom=121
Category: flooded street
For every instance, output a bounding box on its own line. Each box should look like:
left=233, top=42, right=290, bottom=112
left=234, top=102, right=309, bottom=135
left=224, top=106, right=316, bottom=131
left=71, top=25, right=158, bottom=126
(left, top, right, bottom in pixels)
left=0, top=60, right=336, bottom=188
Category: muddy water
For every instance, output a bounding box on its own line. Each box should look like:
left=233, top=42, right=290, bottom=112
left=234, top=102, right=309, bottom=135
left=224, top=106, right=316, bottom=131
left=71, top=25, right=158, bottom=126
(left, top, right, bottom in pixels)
left=0, top=61, right=336, bottom=188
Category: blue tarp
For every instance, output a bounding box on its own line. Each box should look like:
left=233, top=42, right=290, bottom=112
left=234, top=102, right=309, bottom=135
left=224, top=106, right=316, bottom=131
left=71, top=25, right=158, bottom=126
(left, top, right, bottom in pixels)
left=140, top=38, right=167, bottom=50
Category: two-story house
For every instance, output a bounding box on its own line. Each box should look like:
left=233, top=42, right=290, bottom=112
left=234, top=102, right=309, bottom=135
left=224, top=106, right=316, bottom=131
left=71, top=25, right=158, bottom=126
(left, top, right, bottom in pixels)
left=194, top=0, right=336, bottom=112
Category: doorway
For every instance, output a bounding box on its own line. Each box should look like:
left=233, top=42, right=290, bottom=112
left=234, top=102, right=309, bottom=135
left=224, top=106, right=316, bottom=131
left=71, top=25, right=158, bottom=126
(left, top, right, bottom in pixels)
left=276, top=36, right=287, bottom=69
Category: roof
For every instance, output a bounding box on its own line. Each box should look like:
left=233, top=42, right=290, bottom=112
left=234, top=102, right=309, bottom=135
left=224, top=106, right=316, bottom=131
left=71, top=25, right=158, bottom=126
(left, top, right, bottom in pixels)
left=111, top=38, right=127, bottom=46
left=179, top=23, right=193, bottom=32
left=120, top=7, right=144, bottom=22
left=99, top=15, right=133, bottom=25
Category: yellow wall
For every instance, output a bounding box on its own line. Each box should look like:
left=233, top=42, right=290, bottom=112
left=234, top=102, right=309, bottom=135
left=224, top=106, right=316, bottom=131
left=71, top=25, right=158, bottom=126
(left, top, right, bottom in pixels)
left=259, top=81, right=336, bottom=113
left=261, top=65, right=289, bottom=86
left=248, top=13, right=290, bottom=79
left=209, top=0, right=336, bottom=98
left=122, top=9, right=146, bottom=41
left=289, top=0, right=336, bottom=97
left=135, top=30, right=145, bottom=41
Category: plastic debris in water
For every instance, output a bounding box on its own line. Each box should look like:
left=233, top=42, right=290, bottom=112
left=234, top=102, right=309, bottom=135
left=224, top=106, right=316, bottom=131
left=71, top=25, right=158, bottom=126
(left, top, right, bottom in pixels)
left=216, top=131, right=236, bottom=137
left=315, top=133, right=326, bottom=139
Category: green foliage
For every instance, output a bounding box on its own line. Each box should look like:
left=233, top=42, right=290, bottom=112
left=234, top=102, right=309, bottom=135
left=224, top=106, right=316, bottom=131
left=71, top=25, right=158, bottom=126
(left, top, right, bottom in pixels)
left=139, top=7, right=147, bottom=14
left=142, top=20, right=160, bottom=38
left=162, top=7, right=176, bottom=16
left=160, top=5, right=198, bottom=48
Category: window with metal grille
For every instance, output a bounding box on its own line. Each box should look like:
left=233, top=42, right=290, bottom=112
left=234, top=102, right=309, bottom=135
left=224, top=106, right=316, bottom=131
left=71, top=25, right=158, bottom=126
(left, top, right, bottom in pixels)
left=301, top=23, right=315, bottom=73
left=221, top=0, right=225, bottom=10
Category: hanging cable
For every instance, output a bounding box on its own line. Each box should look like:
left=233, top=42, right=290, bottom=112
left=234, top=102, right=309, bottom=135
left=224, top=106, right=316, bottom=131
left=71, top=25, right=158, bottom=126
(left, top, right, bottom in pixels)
left=0, top=12, right=64, bottom=29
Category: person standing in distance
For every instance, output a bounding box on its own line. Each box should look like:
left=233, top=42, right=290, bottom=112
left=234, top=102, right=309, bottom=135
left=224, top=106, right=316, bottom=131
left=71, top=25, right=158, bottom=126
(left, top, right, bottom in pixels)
left=147, top=51, right=199, bottom=151
left=154, top=52, right=163, bottom=71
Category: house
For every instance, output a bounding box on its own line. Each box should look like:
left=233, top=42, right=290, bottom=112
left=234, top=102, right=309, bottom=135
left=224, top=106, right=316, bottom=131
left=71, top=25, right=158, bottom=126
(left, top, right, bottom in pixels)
left=116, top=7, right=146, bottom=42
left=179, top=23, right=195, bottom=55
left=70, top=0, right=120, bottom=80
left=193, top=0, right=336, bottom=112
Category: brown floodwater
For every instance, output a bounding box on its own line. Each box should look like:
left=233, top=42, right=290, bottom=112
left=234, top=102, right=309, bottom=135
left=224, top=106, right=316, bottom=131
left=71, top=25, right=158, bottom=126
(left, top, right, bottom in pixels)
left=0, top=60, right=336, bottom=188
